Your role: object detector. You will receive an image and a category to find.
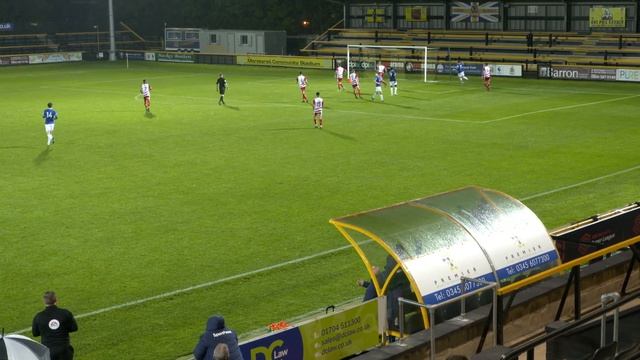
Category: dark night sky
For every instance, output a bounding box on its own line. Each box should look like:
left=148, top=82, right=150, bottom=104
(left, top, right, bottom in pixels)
left=0, top=0, right=343, bottom=37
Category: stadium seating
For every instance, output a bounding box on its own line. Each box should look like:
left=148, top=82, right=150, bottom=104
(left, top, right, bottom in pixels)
left=0, top=23, right=158, bottom=55
left=0, top=33, right=56, bottom=54
left=302, top=27, right=640, bottom=67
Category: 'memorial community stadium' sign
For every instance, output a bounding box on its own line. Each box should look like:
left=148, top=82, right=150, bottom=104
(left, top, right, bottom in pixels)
left=240, top=300, right=379, bottom=360
left=589, top=7, right=626, bottom=28
left=156, top=52, right=194, bottom=63
left=237, top=55, right=332, bottom=69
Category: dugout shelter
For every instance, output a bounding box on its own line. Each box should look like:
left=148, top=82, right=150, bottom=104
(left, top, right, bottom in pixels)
left=330, top=186, right=560, bottom=329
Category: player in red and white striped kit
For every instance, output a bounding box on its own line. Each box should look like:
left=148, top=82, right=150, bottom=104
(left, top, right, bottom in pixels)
left=312, top=92, right=324, bottom=129
left=335, top=64, right=345, bottom=91
left=140, top=79, right=152, bottom=112
left=296, top=72, right=308, bottom=102
left=349, top=69, right=361, bottom=99
left=482, top=64, right=492, bottom=91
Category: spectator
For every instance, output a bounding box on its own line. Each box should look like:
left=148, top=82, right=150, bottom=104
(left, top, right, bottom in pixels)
left=32, top=291, right=78, bottom=360
left=357, top=266, right=383, bottom=301
left=193, top=315, right=243, bottom=360
left=214, top=343, right=230, bottom=360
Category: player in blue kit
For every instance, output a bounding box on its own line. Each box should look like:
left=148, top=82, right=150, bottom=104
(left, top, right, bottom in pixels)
left=43, top=102, right=58, bottom=145
left=388, top=67, right=398, bottom=96
left=456, top=59, right=469, bottom=84
left=371, top=73, right=386, bottom=102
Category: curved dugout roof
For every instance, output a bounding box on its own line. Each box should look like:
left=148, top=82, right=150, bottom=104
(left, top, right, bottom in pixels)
left=331, top=186, right=560, bottom=309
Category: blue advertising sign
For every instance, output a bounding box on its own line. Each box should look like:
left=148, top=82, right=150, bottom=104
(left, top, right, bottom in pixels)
left=0, top=23, right=15, bottom=31
left=435, top=63, right=484, bottom=75
left=240, top=327, right=304, bottom=360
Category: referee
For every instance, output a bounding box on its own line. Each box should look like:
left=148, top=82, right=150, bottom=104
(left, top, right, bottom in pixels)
left=216, top=73, right=227, bottom=105
left=32, top=291, right=78, bottom=360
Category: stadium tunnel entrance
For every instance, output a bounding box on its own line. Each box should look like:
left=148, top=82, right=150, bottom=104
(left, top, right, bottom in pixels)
left=330, top=186, right=560, bottom=332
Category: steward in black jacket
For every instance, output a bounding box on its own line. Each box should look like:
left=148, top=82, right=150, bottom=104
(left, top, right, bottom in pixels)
left=32, top=291, right=78, bottom=360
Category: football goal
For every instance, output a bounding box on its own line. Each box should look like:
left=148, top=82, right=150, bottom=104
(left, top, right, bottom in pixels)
left=346, top=44, right=439, bottom=83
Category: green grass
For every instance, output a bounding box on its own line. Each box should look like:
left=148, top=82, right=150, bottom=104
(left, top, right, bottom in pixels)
left=1, top=61, right=639, bottom=359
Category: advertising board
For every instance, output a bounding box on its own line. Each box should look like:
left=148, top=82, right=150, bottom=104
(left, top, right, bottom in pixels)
left=552, top=205, right=640, bottom=262
left=616, top=68, right=640, bottom=82
left=10, top=56, right=29, bottom=65
left=144, top=52, right=156, bottom=61
left=240, top=300, right=379, bottom=360
left=156, top=52, right=194, bottom=63
left=491, top=64, right=522, bottom=77
left=539, top=66, right=591, bottom=80
left=237, top=55, right=332, bottom=69
left=119, top=52, right=145, bottom=60
left=28, top=52, right=82, bottom=64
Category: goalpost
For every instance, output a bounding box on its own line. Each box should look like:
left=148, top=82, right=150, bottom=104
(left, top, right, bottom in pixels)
left=346, top=44, right=437, bottom=83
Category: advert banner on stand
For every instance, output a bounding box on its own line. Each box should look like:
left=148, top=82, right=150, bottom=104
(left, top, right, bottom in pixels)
left=237, top=55, right=332, bottom=69
left=29, top=52, right=82, bottom=64
left=239, top=300, right=379, bottom=360
left=589, top=7, right=626, bottom=28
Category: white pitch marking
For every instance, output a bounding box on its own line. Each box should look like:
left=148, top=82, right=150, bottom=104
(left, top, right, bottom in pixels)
left=520, top=163, right=640, bottom=201
left=482, top=95, right=640, bottom=124
left=10, top=241, right=370, bottom=334
left=335, top=109, right=475, bottom=124
left=10, top=162, right=640, bottom=335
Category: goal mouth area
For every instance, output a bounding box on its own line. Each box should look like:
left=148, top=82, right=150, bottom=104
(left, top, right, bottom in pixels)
left=346, top=44, right=439, bottom=83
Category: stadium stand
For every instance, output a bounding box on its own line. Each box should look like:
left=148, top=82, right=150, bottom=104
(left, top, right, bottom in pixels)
left=0, top=22, right=159, bottom=55
left=302, top=26, right=640, bottom=67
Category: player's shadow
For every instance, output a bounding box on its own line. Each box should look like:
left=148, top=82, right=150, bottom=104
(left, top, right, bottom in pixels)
left=33, top=147, right=52, bottom=165
left=144, top=112, right=156, bottom=119
left=322, top=129, right=356, bottom=142
left=224, top=105, right=240, bottom=111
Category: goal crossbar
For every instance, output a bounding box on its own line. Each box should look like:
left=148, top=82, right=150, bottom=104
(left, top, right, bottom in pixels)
left=346, top=44, right=435, bottom=82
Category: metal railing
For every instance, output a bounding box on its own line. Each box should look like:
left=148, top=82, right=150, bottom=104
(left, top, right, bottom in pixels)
left=398, top=277, right=498, bottom=360
left=600, top=292, right=621, bottom=353
left=500, top=288, right=640, bottom=359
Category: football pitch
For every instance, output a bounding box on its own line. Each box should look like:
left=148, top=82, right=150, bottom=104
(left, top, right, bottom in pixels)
left=2, top=61, right=639, bottom=359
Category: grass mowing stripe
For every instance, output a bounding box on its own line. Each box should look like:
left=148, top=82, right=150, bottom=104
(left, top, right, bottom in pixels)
left=520, top=163, right=640, bottom=202
left=482, top=94, right=640, bottom=124
left=10, top=163, right=640, bottom=336
left=10, top=241, right=368, bottom=335
left=334, top=109, right=476, bottom=123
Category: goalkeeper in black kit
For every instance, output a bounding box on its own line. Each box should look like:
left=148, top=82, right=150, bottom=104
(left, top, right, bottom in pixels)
left=216, top=73, right=227, bottom=105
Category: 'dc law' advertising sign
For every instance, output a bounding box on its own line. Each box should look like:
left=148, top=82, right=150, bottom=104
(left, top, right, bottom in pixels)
left=240, top=300, right=379, bottom=360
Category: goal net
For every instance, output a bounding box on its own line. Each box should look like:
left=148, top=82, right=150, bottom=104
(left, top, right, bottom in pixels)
left=345, top=44, right=439, bottom=83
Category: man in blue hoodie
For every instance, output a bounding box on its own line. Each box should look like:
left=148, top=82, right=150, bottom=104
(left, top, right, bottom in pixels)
left=193, top=315, right=243, bottom=360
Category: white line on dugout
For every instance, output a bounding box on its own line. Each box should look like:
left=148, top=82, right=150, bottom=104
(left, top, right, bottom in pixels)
left=10, top=162, right=640, bottom=335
